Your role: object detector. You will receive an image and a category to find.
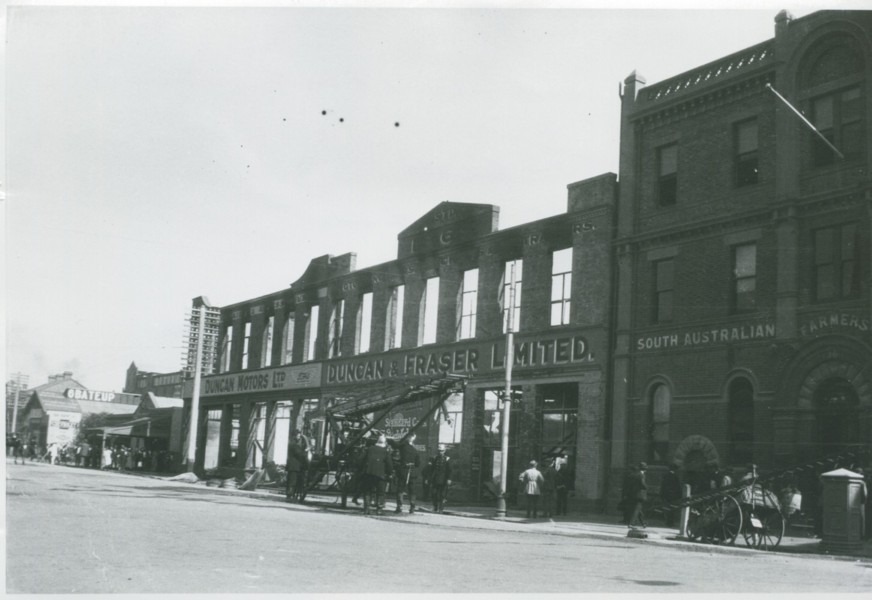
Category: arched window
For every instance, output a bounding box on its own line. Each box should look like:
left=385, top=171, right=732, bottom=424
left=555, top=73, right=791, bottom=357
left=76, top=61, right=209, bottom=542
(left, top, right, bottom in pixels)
left=649, top=383, right=671, bottom=464
left=728, top=378, right=754, bottom=465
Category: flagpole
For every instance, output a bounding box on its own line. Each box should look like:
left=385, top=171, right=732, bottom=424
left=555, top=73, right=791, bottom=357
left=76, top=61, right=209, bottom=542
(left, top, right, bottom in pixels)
left=766, top=83, right=845, bottom=160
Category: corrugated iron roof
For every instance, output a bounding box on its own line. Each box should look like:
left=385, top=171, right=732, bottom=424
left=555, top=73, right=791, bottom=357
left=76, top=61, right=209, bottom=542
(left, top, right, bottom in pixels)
left=76, top=399, right=138, bottom=415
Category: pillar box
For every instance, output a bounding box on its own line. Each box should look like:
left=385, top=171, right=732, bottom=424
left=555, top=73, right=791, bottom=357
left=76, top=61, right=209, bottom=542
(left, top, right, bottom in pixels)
left=820, top=468, right=866, bottom=553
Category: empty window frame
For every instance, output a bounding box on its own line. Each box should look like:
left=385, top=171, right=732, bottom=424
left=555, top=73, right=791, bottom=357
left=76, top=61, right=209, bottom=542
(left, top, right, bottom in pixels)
left=419, top=277, right=440, bottom=345
left=457, top=268, right=479, bottom=340
left=653, top=258, right=674, bottom=324
left=261, top=316, right=274, bottom=368
left=550, top=248, right=572, bottom=326
left=304, top=305, right=320, bottom=362
left=735, top=119, right=759, bottom=187
left=814, top=223, right=859, bottom=301
left=501, top=259, right=523, bottom=333
left=732, top=243, right=757, bottom=313
left=220, top=325, right=233, bottom=373
left=357, top=292, right=373, bottom=354
left=811, top=86, right=863, bottom=166
left=328, top=299, right=345, bottom=359
left=438, top=392, right=464, bottom=445
left=385, top=284, right=405, bottom=350
left=241, top=322, right=252, bottom=370
left=282, top=314, right=295, bottom=365
left=657, top=143, right=678, bottom=206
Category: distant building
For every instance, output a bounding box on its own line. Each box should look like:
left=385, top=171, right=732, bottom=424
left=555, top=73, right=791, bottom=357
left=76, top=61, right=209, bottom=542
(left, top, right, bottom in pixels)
left=124, top=362, right=187, bottom=398
left=19, top=372, right=140, bottom=448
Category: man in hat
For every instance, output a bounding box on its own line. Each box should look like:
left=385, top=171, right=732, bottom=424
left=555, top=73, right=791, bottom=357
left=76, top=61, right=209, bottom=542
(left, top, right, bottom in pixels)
left=424, top=444, right=452, bottom=514
left=362, top=434, right=393, bottom=515
left=519, top=459, right=545, bottom=518
left=286, top=430, right=309, bottom=503
left=628, top=462, right=649, bottom=528
left=392, top=432, right=421, bottom=514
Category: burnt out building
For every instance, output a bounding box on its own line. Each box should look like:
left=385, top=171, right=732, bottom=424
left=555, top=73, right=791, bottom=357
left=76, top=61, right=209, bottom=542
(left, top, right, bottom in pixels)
left=187, top=176, right=617, bottom=511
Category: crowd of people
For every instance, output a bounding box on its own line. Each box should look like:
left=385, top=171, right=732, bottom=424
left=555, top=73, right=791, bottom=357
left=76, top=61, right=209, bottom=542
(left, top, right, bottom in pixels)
left=6, top=433, right=180, bottom=473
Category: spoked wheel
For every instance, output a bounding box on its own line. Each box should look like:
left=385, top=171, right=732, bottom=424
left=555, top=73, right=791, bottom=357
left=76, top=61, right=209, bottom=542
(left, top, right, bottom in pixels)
left=689, top=496, right=742, bottom=545
left=744, top=509, right=785, bottom=550
left=686, top=508, right=703, bottom=541
left=706, top=495, right=742, bottom=545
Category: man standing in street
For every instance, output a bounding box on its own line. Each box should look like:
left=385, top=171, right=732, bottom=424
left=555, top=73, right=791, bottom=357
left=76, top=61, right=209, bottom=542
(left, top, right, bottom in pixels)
left=392, top=432, right=420, bottom=514
left=628, top=462, right=649, bottom=528
left=555, top=455, right=572, bottom=516
left=362, top=434, right=393, bottom=515
left=424, top=444, right=452, bottom=514
left=286, top=430, right=309, bottom=503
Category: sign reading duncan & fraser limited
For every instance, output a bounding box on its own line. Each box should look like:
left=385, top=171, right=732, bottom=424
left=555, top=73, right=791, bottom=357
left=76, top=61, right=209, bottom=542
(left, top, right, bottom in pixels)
left=200, top=363, right=322, bottom=397
left=325, top=330, right=595, bottom=385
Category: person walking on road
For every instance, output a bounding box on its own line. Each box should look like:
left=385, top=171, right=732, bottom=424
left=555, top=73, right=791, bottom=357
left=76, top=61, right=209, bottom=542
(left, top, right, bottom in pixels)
left=392, top=433, right=420, bottom=514
left=10, top=434, right=24, bottom=465
left=519, top=460, right=545, bottom=519
left=628, top=462, right=649, bottom=528
left=361, top=434, right=393, bottom=515
left=286, top=430, right=309, bottom=503
left=424, top=444, right=452, bottom=514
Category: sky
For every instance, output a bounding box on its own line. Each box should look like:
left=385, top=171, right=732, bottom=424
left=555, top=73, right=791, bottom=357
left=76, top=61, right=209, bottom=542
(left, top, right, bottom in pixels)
left=3, top=1, right=856, bottom=393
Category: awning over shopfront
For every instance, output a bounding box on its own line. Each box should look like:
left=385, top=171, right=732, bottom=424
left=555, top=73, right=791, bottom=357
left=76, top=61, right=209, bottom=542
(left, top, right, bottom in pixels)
left=91, top=412, right=174, bottom=439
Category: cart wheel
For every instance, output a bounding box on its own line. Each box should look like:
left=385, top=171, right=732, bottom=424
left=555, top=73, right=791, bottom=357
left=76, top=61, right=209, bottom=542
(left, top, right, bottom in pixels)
left=686, top=508, right=703, bottom=541
left=714, top=495, right=743, bottom=545
left=755, top=510, right=785, bottom=550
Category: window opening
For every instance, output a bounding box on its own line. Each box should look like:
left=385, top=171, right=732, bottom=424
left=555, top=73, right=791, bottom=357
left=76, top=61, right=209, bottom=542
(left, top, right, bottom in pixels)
left=457, top=268, right=478, bottom=340
left=419, top=277, right=440, bottom=345
left=550, top=248, right=572, bottom=326
left=385, top=285, right=405, bottom=350
left=501, top=259, right=522, bottom=333
left=732, top=243, right=757, bottom=313
left=357, top=292, right=373, bottom=354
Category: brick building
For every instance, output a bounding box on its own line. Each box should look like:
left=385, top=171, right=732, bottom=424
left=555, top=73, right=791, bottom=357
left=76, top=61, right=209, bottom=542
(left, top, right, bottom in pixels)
left=611, top=9, right=871, bottom=499
left=187, top=178, right=616, bottom=510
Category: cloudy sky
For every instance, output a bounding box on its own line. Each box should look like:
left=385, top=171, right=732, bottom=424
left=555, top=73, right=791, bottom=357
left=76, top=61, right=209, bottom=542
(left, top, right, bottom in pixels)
left=3, top=1, right=850, bottom=392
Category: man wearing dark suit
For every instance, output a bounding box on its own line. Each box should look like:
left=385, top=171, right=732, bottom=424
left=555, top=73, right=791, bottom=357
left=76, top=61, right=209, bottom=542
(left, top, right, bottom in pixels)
left=424, top=444, right=452, bottom=514
left=286, top=430, right=309, bottom=503
left=392, top=433, right=421, bottom=514
left=362, top=434, right=393, bottom=515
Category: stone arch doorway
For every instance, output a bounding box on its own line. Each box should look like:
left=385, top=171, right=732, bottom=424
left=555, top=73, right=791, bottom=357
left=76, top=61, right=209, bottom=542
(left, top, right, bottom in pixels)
left=774, top=336, right=872, bottom=465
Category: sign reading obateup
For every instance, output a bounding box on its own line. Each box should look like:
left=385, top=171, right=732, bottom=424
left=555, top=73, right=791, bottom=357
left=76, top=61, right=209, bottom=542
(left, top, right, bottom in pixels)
left=65, top=388, right=117, bottom=402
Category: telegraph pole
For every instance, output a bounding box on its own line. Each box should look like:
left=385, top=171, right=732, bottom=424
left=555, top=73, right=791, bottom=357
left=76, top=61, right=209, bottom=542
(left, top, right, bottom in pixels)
left=10, top=372, right=29, bottom=433
left=186, top=303, right=206, bottom=473
left=495, top=264, right=516, bottom=518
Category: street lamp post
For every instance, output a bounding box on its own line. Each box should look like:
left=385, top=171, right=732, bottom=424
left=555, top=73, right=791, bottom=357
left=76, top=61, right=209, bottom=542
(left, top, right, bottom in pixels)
left=185, top=303, right=206, bottom=473
left=495, top=263, right=516, bottom=519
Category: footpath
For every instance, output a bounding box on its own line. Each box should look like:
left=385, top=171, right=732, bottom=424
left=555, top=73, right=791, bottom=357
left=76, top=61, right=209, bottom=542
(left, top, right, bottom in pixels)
left=156, top=469, right=872, bottom=563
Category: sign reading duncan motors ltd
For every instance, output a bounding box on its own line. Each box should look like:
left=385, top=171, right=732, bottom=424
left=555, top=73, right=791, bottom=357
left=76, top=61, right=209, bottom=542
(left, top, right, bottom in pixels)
left=325, top=330, right=595, bottom=385
left=200, top=363, right=322, bottom=397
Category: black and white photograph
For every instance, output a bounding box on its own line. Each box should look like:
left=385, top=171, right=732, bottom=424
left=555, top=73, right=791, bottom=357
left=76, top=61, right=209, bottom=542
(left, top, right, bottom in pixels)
left=4, top=0, right=872, bottom=595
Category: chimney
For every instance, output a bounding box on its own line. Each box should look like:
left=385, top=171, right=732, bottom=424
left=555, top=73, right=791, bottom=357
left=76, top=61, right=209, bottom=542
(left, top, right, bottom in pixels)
left=774, top=9, right=793, bottom=39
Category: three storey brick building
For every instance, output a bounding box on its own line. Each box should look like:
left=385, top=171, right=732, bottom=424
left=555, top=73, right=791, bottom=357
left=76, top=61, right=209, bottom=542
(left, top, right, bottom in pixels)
left=611, top=9, right=871, bottom=496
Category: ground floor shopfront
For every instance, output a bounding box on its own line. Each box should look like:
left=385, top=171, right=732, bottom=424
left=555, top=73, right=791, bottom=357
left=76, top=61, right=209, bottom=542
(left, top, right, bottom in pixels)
left=613, top=308, right=872, bottom=504
left=187, top=326, right=612, bottom=511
